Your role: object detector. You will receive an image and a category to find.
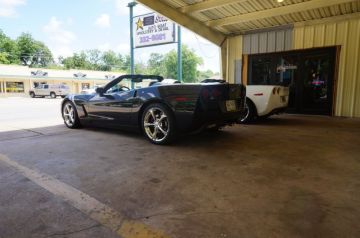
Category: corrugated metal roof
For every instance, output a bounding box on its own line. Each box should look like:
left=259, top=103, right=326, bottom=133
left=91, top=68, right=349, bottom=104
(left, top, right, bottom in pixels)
left=159, top=0, right=360, bottom=34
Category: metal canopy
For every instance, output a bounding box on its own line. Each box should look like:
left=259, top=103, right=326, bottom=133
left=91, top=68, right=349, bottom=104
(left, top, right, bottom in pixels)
left=137, top=0, right=360, bottom=45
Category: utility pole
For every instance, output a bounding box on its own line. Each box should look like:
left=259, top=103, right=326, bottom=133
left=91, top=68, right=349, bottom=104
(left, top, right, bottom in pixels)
left=128, top=1, right=137, bottom=88
left=177, top=25, right=182, bottom=82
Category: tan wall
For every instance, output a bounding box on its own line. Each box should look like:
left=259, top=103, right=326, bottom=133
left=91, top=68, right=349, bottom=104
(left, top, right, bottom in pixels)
left=293, top=17, right=360, bottom=117
left=222, top=35, right=243, bottom=84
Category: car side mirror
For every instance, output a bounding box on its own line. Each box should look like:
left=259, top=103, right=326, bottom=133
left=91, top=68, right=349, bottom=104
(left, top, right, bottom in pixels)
left=96, top=87, right=104, bottom=95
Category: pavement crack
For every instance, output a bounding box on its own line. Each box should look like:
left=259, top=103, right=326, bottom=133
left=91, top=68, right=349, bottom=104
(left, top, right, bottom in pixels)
left=0, top=134, right=42, bottom=142
left=45, top=223, right=101, bottom=237
left=21, top=128, right=45, bottom=136
left=134, top=209, right=295, bottom=220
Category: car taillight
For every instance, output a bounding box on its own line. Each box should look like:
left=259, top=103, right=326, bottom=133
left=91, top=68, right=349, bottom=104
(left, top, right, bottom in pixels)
left=174, top=97, right=188, bottom=102
left=277, top=87, right=281, bottom=94
left=212, top=88, right=221, bottom=98
left=202, top=89, right=209, bottom=100
left=272, top=88, right=276, bottom=95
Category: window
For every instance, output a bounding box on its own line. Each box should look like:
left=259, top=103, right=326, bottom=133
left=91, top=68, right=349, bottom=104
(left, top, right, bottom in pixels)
left=81, top=83, right=90, bottom=90
left=44, top=85, right=49, bottom=89
left=249, top=54, right=298, bottom=86
left=6, top=82, right=25, bottom=93
left=250, top=57, right=273, bottom=85
left=33, top=82, right=47, bottom=88
left=105, top=78, right=157, bottom=94
left=106, top=80, right=131, bottom=93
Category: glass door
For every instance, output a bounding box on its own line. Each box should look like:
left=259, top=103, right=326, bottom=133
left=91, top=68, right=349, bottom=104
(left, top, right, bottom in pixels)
left=297, top=48, right=336, bottom=115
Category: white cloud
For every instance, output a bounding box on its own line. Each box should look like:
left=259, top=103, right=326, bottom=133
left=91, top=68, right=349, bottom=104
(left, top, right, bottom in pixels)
left=43, top=17, right=76, bottom=57
left=115, top=0, right=128, bottom=15
left=95, top=14, right=110, bottom=28
left=66, top=17, right=74, bottom=25
left=116, top=43, right=129, bottom=54
left=0, top=0, right=26, bottom=17
left=98, top=43, right=111, bottom=51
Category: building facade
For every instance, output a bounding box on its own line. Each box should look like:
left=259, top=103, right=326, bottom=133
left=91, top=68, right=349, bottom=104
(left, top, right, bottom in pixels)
left=225, top=15, right=360, bottom=117
left=0, top=65, right=117, bottom=97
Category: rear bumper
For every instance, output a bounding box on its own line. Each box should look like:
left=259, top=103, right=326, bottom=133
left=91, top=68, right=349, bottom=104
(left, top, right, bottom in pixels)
left=175, top=109, right=243, bottom=132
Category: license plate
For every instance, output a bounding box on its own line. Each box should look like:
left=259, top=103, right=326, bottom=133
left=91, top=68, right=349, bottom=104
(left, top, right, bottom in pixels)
left=226, top=100, right=237, bottom=112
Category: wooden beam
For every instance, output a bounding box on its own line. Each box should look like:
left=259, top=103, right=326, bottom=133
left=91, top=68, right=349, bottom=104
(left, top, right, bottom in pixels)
left=136, top=0, right=226, bottom=46
left=180, top=0, right=248, bottom=14
left=207, top=0, right=355, bottom=27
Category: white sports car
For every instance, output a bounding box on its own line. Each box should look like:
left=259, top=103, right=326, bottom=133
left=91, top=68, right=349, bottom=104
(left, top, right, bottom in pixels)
left=239, top=85, right=289, bottom=123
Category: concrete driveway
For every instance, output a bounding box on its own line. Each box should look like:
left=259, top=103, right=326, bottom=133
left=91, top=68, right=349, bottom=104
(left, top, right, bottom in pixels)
left=0, top=97, right=360, bottom=238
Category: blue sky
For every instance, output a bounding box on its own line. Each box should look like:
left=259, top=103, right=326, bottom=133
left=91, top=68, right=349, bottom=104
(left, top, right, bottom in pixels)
left=0, top=0, right=220, bottom=72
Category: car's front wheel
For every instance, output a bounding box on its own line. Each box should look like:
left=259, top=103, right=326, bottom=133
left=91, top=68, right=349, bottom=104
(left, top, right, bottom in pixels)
left=141, top=103, right=176, bottom=145
left=50, top=92, right=56, bottom=98
left=62, top=101, right=81, bottom=129
left=29, top=92, right=35, bottom=98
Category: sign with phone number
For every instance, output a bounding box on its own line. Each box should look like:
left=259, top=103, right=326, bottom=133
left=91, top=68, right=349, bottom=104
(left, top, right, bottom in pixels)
left=134, top=13, right=175, bottom=48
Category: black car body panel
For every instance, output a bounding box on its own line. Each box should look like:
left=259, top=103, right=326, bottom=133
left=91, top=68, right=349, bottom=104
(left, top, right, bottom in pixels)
left=62, top=75, right=246, bottom=133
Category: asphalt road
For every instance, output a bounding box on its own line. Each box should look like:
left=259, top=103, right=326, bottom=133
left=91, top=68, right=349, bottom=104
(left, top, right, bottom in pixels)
left=0, top=97, right=63, bottom=132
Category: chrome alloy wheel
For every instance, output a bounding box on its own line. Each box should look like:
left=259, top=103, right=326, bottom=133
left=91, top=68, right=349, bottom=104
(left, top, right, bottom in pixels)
left=63, top=103, right=75, bottom=127
left=239, top=102, right=249, bottom=122
left=143, top=107, right=169, bottom=142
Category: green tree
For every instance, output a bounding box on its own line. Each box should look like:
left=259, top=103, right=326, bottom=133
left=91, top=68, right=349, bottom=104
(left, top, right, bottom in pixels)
left=33, top=41, right=53, bottom=67
left=0, top=30, right=19, bottom=64
left=62, top=52, right=89, bottom=69
left=86, top=49, right=102, bottom=70
left=16, top=33, right=53, bottom=66
left=122, top=54, right=131, bottom=73
left=101, top=50, right=122, bottom=71
left=163, top=45, right=203, bottom=82
left=135, top=61, right=148, bottom=74
left=147, top=53, right=165, bottom=76
left=198, top=69, right=217, bottom=80
left=0, top=52, right=10, bottom=64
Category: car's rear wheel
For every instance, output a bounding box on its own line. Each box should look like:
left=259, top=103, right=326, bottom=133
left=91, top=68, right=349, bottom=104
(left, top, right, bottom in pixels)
left=142, top=103, right=175, bottom=145
left=50, top=92, right=56, bottom=98
left=30, top=92, right=35, bottom=98
left=62, top=101, right=81, bottom=129
left=238, top=99, right=257, bottom=124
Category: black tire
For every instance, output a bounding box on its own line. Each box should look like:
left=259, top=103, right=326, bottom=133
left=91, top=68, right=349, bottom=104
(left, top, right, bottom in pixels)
left=238, top=99, right=257, bottom=124
left=62, top=101, right=81, bottom=129
left=29, top=92, right=35, bottom=98
left=141, top=103, right=176, bottom=145
left=50, top=92, right=56, bottom=98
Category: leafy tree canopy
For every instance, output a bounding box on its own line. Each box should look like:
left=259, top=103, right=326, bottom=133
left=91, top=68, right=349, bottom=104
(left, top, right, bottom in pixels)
left=0, top=29, right=218, bottom=81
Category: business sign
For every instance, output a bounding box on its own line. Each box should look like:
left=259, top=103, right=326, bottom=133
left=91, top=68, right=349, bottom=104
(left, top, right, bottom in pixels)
left=134, top=13, right=175, bottom=48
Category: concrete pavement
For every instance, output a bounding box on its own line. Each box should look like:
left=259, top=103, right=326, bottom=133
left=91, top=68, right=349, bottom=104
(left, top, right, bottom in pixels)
left=1, top=97, right=360, bottom=237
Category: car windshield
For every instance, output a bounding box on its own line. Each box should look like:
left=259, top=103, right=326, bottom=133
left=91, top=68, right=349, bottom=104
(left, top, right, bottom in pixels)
left=105, top=75, right=163, bottom=93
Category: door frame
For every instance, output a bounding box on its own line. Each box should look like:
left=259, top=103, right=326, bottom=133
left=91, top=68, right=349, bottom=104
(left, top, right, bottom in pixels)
left=245, top=46, right=340, bottom=116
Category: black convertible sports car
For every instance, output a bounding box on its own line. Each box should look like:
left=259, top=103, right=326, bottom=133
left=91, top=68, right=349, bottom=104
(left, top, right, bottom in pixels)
left=61, top=75, right=246, bottom=144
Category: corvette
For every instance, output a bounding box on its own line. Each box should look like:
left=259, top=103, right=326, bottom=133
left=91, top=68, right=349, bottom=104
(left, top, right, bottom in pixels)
left=61, top=75, right=246, bottom=144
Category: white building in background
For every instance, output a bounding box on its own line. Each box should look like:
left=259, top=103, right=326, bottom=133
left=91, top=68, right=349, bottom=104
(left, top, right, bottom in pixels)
left=0, top=64, right=123, bottom=96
